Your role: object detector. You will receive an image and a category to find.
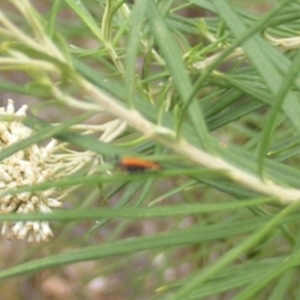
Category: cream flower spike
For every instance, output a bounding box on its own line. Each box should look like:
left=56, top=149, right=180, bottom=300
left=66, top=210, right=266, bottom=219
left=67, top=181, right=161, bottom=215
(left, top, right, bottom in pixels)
left=0, top=100, right=62, bottom=242
left=0, top=99, right=103, bottom=242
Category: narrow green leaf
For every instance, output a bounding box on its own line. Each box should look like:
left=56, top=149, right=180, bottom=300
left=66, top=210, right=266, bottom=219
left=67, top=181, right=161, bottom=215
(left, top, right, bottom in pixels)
left=65, top=0, right=103, bottom=42
left=232, top=248, right=300, bottom=300
left=258, top=50, right=300, bottom=176
left=170, top=200, right=300, bottom=300
left=266, top=271, right=294, bottom=300
left=47, top=0, right=61, bottom=38
left=146, top=1, right=213, bottom=152
left=124, top=0, right=147, bottom=107
left=0, top=198, right=273, bottom=222
left=0, top=215, right=285, bottom=279
left=211, top=0, right=300, bottom=173
left=186, top=258, right=286, bottom=298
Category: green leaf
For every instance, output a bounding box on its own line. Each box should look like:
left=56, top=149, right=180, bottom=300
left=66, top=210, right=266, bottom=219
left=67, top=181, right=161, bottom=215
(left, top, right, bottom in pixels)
left=257, top=50, right=300, bottom=175
left=170, top=200, right=300, bottom=300
left=65, top=0, right=103, bottom=42
left=0, top=198, right=273, bottom=222
left=146, top=1, right=213, bottom=152
left=124, top=0, right=147, bottom=107
left=0, top=211, right=290, bottom=280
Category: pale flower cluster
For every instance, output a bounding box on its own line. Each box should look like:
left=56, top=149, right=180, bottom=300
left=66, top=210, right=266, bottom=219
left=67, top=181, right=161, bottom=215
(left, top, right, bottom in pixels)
left=0, top=100, right=96, bottom=242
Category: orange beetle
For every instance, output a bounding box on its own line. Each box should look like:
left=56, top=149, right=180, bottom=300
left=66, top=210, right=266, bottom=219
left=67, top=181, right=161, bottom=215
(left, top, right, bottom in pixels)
left=118, top=157, right=161, bottom=172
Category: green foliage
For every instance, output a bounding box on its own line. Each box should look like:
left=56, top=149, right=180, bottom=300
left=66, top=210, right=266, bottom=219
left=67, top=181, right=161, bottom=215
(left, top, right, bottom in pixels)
left=1, top=0, right=300, bottom=299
